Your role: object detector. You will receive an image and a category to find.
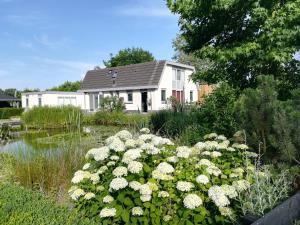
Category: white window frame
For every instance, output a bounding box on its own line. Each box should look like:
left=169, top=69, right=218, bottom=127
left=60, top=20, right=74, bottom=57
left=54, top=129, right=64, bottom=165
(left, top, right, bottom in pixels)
left=161, top=89, right=167, bottom=103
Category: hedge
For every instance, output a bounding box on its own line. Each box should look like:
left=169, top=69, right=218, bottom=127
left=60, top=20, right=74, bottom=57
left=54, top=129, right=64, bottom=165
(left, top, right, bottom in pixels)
left=0, top=108, right=24, bottom=119
left=0, top=183, right=97, bottom=225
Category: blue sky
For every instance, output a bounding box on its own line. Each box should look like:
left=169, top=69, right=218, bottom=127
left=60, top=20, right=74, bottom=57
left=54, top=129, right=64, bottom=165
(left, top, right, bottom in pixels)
left=0, top=0, right=179, bottom=90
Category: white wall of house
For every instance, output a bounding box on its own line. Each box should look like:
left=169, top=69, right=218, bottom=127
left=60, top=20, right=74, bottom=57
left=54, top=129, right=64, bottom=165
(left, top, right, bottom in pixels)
left=21, top=92, right=85, bottom=110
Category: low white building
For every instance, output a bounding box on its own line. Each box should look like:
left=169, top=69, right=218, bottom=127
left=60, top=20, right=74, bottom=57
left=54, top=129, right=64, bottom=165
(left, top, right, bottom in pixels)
left=21, top=91, right=84, bottom=110
left=79, top=60, right=198, bottom=112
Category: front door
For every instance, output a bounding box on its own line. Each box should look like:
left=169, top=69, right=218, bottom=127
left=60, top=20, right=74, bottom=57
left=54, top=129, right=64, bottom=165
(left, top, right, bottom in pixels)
left=141, top=91, right=148, bottom=113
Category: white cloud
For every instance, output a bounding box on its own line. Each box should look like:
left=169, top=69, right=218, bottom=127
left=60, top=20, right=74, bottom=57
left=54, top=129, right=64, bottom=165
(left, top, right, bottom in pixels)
left=33, top=34, right=70, bottom=48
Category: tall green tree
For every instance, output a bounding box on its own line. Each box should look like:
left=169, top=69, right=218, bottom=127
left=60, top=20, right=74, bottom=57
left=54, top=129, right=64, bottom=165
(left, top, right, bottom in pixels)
left=103, top=47, right=155, bottom=68
left=49, top=81, right=82, bottom=92
left=167, top=0, right=300, bottom=99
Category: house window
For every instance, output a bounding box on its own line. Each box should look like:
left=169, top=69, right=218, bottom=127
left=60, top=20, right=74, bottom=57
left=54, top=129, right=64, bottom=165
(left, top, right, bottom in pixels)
left=127, top=91, right=133, bottom=103
left=38, top=95, right=42, bottom=106
left=26, top=95, right=29, bottom=107
left=190, top=91, right=193, bottom=102
left=161, top=89, right=166, bottom=103
left=172, top=68, right=184, bottom=90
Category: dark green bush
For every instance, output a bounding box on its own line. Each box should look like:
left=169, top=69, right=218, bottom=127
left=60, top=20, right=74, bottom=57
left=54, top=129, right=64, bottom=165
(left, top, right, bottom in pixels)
left=99, top=96, right=125, bottom=112
left=22, top=106, right=82, bottom=129
left=0, top=108, right=24, bottom=119
left=0, top=183, right=96, bottom=225
left=94, top=111, right=149, bottom=130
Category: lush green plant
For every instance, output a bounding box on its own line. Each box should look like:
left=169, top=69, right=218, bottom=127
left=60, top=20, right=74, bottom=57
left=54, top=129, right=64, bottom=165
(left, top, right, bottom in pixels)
left=94, top=111, right=149, bottom=130
left=22, top=106, right=82, bottom=129
left=103, top=47, right=155, bottom=68
left=49, top=80, right=82, bottom=92
left=238, top=166, right=296, bottom=216
left=167, top=0, right=300, bottom=100
left=99, top=96, right=125, bottom=112
left=69, top=129, right=257, bottom=224
left=0, top=183, right=96, bottom=225
left=0, top=107, right=24, bottom=119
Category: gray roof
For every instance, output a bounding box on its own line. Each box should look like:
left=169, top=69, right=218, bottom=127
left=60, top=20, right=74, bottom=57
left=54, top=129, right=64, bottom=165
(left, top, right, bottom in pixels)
left=0, top=93, right=20, bottom=101
left=80, top=60, right=167, bottom=91
left=21, top=91, right=83, bottom=96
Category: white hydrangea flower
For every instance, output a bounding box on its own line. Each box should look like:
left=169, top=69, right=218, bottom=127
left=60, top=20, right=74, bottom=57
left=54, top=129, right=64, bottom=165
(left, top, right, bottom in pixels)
left=163, top=215, right=172, bottom=222
left=167, top=156, right=179, bottom=163
left=204, top=133, right=218, bottom=140
left=232, top=167, right=244, bottom=174
left=152, top=170, right=174, bottom=181
left=127, top=161, right=143, bottom=174
left=82, top=163, right=90, bottom=170
left=198, top=159, right=213, bottom=167
left=206, top=165, right=222, bottom=176
left=201, top=151, right=211, bottom=156
left=105, top=136, right=117, bottom=145
left=158, top=191, right=169, bottom=198
left=122, top=148, right=143, bottom=164
left=97, top=166, right=108, bottom=174
left=162, top=138, right=174, bottom=145
left=176, top=181, right=194, bottom=192
left=176, top=146, right=192, bottom=158
left=110, top=155, right=120, bottom=161
left=99, top=207, right=116, bottom=218
left=103, top=195, right=114, bottom=203
left=107, top=161, right=116, bottom=167
left=156, top=162, right=174, bottom=174
left=125, top=139, right=137, bottom=149
left=194, top=142, right=207, bottom=151
left=112, top=166, right=128, bottom=177
left=226, top=147, right=236, bottom=152
left=229, top=173, right=239, bottom=178
left=221, top=184, right=238, bottom=199
left=129, top=181, right=142, bottom=191
left=71, top=170, right=91, bottom=184
left=205, top=141, right=220, bottom=150
left=109, top=137, right=125, bottom=152
left=216, top=135, right=227, bottom=141
left=90, top=173, right=100, bottom=184
left=84, top=192, right=95, bottom=200
left=85, top=147, right=110, bottom=161
left=208, top=186, right=230, bottom=207
left=132, top=207, right=144, bottom=216
left=96, top=185, right=105, bottom=191
left=139, top=134, right=154, bottom=142
left=217, top=140, right=230, bottom=149
left=183, top=194, right=203, bottom=209
left=147, top=182, right=158, bottom=191
left=211, top=151, right=222, bottom=158
left=116, top=130, right=132, bottom=141
left=232, top=180, right=250, bottom=192
left=219, top=207, right=233, bottom=217
left=232, top=143, right=249, bottom=150
left=109, top=177, right=128, bottom=192
left=69, top=188, right=85, bottom=200
left=196, top=175, right=209, bottom=184
left=244, top=151, right=258, bottom=157
left=151, top=136, right=163, bottom=146
left=140, top=127, right=150, bottom=134
left=139, top=184, right=152, bottom=195
left=141, top=143, right=160, bottom=155
left=135, top=139, right=145, bottom=147
left=140, top=194, right=151, bottom=202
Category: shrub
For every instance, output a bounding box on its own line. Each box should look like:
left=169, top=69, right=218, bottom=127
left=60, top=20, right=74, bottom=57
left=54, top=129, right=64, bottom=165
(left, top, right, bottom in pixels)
left=99, top=96, right=125, bottom=112
left=0, top=108, right=24, bottom=119
left=94, top=111, right=149, bottom=130
left=22, top=106, right=82, bottom=129
left=69, top=129, right=258, bottom=224
left=0, top=183, right=96, bottom=225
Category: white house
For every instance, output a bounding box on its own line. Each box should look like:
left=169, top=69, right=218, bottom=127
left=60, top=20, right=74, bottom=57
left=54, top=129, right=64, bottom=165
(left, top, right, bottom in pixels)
left=21, top=91, right=85, bottom=110
left=79, top=60, right=198, bottom=112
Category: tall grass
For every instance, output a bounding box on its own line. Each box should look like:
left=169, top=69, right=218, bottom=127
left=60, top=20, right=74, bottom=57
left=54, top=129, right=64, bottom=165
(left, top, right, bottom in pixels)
left=94, top=111, right=149, bottom=130
left=22, top=106, right=82, bottom=129
left=0, top=108, right=24, bottom=119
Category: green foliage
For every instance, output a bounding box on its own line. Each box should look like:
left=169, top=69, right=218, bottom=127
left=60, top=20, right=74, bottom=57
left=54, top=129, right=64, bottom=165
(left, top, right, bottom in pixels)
left=0, top=108, right=24, bottom=119
left=150, top=83, right=238, bottom=145
left=49, top=81, right=82, bottom=92
left=0, top=183, right=96, bottom=225
left=94, top=111, right=149, bottom=130
left=167, top=0, right=300, bottom=99
left=22, top=106, right=83, bottom=129
left=99, top=96, right=125, bottom=112
left=235, top=76, right=278, bottom=154
left=103, top=47, right=155, bottom=68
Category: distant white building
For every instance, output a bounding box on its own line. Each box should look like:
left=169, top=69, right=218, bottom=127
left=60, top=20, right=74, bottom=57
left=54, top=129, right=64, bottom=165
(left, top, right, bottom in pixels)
left=21, top=61, right=199, bottom=112
left=21, top=91, right=84, bottom=110
left=79, top=60, right=198, bottom=112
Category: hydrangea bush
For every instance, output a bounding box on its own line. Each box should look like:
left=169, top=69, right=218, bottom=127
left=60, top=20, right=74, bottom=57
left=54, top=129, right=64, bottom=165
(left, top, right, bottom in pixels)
left=69, top=128, right=257, bottom=224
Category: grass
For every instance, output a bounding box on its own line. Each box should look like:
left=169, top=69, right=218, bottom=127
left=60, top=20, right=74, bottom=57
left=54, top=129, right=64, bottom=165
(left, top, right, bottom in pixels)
left=0, top=108, right=24, bottom=119
left=0, top=183, right=96, bottom=225
left=22, top=106, right=82, bottom=129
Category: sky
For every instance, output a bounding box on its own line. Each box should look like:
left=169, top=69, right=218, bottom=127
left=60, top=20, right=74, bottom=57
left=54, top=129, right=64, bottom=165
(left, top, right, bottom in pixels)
left=0, top=0, right=179, bottom=90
